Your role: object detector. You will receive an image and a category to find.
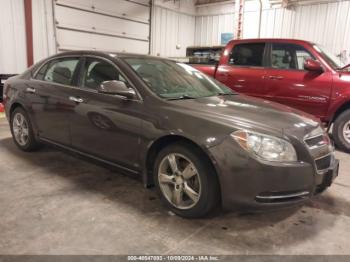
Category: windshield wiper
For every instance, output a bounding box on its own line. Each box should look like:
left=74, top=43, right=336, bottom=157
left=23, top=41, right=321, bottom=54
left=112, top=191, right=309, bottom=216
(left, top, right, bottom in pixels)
left=166, top=92, right=236, bottom=100
left=166, top=94, right=196, bottom=100
left=216, top=92, right=236, bottom=96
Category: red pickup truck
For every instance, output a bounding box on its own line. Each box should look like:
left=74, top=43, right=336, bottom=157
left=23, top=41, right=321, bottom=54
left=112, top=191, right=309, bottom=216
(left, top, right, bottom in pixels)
left=192, top=39, right=350, bottom=152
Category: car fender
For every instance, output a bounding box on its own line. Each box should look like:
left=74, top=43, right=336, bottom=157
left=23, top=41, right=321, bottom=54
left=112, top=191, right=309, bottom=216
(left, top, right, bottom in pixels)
left=141, top=130, right=223, bottom=188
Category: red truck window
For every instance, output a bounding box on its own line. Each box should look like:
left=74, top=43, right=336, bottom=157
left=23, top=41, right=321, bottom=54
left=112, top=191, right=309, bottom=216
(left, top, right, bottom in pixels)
left=271, top=43, right=315, bottom=70
left=229, top=43, right=265, bottom=67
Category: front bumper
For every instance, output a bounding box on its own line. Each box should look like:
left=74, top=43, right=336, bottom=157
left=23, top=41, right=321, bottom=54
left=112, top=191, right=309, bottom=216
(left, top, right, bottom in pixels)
left=208, top=137, right=338, bottom=211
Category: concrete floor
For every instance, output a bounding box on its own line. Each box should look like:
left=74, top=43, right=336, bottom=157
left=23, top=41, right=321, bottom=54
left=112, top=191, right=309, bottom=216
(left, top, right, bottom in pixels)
left=0, top=117, right=350, bottom=255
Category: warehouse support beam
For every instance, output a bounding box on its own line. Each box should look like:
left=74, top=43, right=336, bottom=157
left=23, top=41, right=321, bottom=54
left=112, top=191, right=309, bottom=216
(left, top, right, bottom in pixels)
left=24, top=0, right=33, bottom=67
left=258, top=0, right=263, bottom=38
left=234, top=0, right=245, bottom=39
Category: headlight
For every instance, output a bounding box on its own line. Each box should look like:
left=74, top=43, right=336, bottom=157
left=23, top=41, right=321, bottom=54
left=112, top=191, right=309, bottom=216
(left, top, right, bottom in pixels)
left=231, top=130, right=297, bottom=162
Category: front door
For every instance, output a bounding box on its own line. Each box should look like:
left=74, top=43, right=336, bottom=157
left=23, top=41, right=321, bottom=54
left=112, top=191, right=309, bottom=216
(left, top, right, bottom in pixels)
left=68, top=57, right=142, bottom=171
left=264, top=42, right=332, bottom=119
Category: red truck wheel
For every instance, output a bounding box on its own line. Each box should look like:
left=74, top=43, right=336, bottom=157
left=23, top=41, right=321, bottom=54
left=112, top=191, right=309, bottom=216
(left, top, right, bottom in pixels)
left=333, top=109, right=350, bottom=153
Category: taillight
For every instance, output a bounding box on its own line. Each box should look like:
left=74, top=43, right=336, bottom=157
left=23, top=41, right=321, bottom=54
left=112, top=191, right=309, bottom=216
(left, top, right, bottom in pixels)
left=2, top=82, right=10, bottom=104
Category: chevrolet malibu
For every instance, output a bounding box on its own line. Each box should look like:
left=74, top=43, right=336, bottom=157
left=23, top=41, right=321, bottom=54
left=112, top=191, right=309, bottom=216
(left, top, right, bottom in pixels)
left=3, top=51, right=339, bottom=218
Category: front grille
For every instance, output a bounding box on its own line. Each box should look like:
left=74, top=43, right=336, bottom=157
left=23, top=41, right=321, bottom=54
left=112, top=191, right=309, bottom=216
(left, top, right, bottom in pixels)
left=303, top=129, right=334, bottom=174
left=315, top=154, right=331, bottom=172
left=304, top=135, right=324, bottom=147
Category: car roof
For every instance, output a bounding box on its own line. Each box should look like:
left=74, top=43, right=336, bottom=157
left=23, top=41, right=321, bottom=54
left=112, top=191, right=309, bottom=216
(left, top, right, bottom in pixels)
left=50, top=50, right=173, bottom=61
left=228, top=38, right=315, bottom=45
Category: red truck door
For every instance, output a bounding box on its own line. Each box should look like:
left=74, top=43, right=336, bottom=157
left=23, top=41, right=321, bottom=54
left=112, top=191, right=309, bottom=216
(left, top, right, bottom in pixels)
left=215, top=42, right=269, bottom=98
left=264, top=42, right=332, bottom=120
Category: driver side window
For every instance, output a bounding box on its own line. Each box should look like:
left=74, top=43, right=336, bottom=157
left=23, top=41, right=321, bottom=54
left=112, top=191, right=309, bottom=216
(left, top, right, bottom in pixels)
left=271, top=43, right=314, bottom=70
left=82, top=58, right=126, bottom=89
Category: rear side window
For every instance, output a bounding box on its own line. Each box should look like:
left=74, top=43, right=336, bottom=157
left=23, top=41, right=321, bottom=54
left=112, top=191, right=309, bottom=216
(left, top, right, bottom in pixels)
left=271, top=43, right=314, bottom=70
left=37, top=58, right=80, bottom=86
left=35, top=63, right=49, bottom=80
left=229, top=43, right=265, bottom=67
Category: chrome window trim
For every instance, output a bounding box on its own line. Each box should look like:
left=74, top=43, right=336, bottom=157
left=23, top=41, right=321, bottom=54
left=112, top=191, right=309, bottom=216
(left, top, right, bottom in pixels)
left=30, top=54, right=143, bottom=102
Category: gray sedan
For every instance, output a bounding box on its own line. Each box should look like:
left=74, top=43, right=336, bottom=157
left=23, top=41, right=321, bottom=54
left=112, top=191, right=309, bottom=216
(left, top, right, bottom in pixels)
left=3, top=51, right=338, bottom=218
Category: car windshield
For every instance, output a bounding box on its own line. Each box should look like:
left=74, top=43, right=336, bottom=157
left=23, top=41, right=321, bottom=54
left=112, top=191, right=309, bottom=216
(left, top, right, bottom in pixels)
left=313, top=44, right=345, bottom=70
left=123, top=58, right=235, bottom=99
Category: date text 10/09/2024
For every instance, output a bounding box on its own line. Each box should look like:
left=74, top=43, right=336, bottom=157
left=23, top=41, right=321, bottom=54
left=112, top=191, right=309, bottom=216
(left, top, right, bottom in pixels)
left=127, top=256, right=220, bottom=261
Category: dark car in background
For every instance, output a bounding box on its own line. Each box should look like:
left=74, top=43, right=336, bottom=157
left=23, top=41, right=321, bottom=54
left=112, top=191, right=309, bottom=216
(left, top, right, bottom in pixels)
left=3, top=51, right=338, bottom=217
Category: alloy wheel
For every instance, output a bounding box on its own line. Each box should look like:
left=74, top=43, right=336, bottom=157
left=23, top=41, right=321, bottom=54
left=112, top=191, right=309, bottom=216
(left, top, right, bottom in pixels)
left=158, top=153, right=201, bottom=210
left=12, top=112, right=29, bottom=146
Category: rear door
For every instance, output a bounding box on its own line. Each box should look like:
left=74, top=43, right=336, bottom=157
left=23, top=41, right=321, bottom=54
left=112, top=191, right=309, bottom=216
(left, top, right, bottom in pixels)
left=67, top=56, right=142, bottom=171
left=264, top=42, right=332, bottom=118
left=215, top=42, right=269, bottom=98
left=29, top=57, right=81, bottom=145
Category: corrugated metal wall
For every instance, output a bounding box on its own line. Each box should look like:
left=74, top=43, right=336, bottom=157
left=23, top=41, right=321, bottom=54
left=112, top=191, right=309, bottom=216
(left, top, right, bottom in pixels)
left=0, top=0, right=27, bottom=74
left=32, top=0, right=56, bottom=63
left=258, top=1, right=350, bottom=57
left=2, top=0, right=350, bottom=73
left=194, top=14, right=235, bottom=46
left=195, top=2, right=235, bottom=46
left=151, top=0, right=196, bottom=57
left=195, top=0, right=350, bottom=62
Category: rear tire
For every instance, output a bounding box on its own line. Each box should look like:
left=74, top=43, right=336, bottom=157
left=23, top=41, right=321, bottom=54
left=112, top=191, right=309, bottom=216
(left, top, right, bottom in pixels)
left=10, top=107, right=41, bottom=151
left=153, top=143, right=220, bottom=218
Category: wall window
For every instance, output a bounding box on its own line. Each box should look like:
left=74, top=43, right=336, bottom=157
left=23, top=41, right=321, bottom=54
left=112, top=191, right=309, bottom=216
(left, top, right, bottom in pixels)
left=271, top=43, right=314, bottom=70
left=229, top=43, right=266, bottom=67
left=40, top=58, right=80, bottom=86
left=82, top=58, right=126, bottom=89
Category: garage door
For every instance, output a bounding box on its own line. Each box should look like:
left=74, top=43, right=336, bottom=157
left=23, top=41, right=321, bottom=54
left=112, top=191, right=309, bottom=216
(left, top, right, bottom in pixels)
left=54, top=0, right=150, bottom=54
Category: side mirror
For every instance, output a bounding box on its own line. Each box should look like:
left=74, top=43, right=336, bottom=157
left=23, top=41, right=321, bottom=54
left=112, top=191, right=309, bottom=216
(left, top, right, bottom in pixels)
left=304, top=58, right=323, bottom=72
left=98, top=80, right=136, bottom=99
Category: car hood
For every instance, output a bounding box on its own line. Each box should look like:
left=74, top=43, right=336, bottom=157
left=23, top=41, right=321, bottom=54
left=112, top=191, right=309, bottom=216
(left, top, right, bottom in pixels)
left=171, top=94, right=321, bottom=139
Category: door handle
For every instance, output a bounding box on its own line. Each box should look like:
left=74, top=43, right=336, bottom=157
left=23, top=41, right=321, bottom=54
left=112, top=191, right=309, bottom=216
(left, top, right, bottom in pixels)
left=26, top=87, right=36, bottom=93
left=268, top=75, right=284, bottom=80
left=69, top=96, right=84, bottom=103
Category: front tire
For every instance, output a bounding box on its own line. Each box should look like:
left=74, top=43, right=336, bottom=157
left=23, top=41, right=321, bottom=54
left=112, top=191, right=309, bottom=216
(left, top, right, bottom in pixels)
left=333, top=109, right=350, bottom=153
left=10, top=107, right=41, bottom=151
left=154, top=143, right=220, bottom=218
